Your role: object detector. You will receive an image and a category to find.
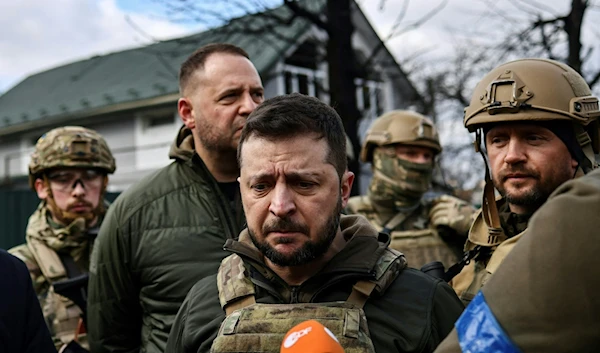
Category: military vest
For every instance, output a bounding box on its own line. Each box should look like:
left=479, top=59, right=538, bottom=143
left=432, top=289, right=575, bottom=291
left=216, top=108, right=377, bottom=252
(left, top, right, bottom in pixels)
left=450, top=207, right=525, bottom=305
left=212, top=247, right=406, bottom=353
left=23, top=205, right=90, bottom=350
left=347, top=196, right=460, bottom=270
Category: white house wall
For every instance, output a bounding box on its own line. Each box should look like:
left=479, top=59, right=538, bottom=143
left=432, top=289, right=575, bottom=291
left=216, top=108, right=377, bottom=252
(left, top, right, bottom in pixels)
left=0, top=138, right=26, bottom=181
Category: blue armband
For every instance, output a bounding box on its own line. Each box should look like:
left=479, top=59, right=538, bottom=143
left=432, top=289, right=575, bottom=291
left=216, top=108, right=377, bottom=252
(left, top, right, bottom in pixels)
left=456, top=292, right=522, bottom=353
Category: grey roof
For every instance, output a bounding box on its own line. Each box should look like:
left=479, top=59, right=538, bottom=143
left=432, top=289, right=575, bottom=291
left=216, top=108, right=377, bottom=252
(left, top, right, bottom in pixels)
left=0, top=3, right=315, bottom=131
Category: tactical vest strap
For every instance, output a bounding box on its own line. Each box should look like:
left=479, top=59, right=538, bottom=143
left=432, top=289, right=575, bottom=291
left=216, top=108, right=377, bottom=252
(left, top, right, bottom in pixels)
left=27, top=237, right=67, bottom=282
left=381, top=202, right=421, bottom=234
left=224, top=295, right=257, bottom=316
left=346, top=281, right=377, bottom=308
left=444, top=246, right=487, bottom=282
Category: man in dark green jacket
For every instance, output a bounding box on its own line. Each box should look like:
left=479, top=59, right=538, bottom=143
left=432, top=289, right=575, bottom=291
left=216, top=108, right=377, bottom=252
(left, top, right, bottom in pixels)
left=167, top=93, right=464, bottom=353
left=87, top=43, right=265, bottom=353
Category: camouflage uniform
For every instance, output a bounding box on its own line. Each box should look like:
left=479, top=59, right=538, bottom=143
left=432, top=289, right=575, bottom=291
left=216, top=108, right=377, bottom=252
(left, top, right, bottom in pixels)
left=450, top=59, right=600, bottom=305
left=347, top=111, right=475, bottom=270
left=9, top=126, right=115, bottom=350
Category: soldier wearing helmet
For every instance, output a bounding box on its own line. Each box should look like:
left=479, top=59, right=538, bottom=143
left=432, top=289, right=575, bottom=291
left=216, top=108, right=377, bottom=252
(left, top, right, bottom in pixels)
left=9, top=126, right=116, bottom=350
left=449, top=58, right=600, bottom=305
left=346, top=110, right=476, bottom=270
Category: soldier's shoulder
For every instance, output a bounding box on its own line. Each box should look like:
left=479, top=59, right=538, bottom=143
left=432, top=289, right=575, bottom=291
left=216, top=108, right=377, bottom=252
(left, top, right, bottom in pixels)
left=8, top=244, right=37, bottom=268
left=8, top=243, right=45, bottom=289
left=347, top=195, right=375, bottom=214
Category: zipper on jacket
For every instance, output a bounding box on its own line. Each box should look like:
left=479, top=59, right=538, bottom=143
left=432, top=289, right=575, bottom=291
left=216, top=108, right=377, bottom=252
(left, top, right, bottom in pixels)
left=290, top=286, right=301, bottom=304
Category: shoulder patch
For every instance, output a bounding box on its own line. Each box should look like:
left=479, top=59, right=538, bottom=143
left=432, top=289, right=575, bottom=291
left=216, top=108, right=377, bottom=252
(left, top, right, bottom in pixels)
left=217, top=254, right=255, bottom=309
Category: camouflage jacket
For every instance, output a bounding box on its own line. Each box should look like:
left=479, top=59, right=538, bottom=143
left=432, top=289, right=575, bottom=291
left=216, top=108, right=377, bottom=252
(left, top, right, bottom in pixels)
left=450, top=199, right=529, bottom=305
left=9, top=201, right=104, bottom=348
left=166, top=215, right=464, bottom=353
left=346, top=196, right=463, bottom=270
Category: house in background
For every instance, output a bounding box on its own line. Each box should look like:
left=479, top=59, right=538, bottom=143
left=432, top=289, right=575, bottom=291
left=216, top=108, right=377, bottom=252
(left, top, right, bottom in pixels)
left=0, top=1, right=418, bottom=193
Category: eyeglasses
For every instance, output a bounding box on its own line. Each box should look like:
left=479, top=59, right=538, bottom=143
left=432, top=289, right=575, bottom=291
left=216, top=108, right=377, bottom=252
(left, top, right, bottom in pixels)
left=47, top=169, right=104, bottom=192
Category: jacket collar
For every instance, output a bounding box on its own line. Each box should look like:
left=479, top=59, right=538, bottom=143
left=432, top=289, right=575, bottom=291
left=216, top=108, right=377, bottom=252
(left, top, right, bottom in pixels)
left=223, top=214, right=391, bottom=281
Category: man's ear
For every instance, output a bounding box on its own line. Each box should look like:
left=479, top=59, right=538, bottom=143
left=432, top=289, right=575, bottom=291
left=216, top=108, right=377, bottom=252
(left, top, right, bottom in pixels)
left=178, top=97, right=195, bottom=129
left=34, top=178, right=49, bottom=199
left=340, top=171, right=355, bottom=208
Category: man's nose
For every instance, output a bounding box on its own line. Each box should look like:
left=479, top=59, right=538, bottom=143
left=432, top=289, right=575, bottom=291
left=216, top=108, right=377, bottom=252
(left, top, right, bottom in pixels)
left=239, top=92, right=258, bottom=116
left=504, top=139, right=527, bottom=164
left=269, top=184, right=296, bottom=217
left=71, top=179, right=86, bottom=195
left=414, top=154, right=431, bottom=164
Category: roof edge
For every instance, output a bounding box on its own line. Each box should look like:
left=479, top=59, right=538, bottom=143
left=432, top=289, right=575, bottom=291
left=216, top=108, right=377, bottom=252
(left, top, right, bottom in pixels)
left=0, top=93, right=179, bottom=138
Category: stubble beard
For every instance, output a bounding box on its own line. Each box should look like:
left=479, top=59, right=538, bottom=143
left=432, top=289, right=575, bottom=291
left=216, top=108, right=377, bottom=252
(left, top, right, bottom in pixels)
left=47, top=196, right=99, bottom=228
left=249, top=198, right=342, bottom=267
left=494, top=164, right=574, bottom=210
left=196, top=116, right=239, bottom=154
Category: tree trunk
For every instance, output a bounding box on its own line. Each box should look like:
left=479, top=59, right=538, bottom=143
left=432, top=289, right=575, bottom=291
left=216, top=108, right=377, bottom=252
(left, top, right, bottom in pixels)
left=327, top=0, right=362, bottom=196
left=564, top=0, right=587, bottom=73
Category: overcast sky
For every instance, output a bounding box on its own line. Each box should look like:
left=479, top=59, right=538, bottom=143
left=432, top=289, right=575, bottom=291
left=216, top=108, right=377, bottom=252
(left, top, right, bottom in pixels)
left=3, top=0, right=596, bottom=95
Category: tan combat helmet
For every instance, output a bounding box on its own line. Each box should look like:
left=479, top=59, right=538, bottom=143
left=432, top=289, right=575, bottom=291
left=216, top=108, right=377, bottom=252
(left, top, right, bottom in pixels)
left=360, top=110, right=441, bottom=163
left=464, top=58, right=600, bottom=236
left=29, top=126, right=116, bottom=189
left=465, top=58, right=600, bottom=171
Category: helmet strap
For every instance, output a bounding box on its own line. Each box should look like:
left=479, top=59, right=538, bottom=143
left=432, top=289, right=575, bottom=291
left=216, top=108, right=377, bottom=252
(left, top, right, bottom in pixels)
left=475, top=130, right=503, bottom=244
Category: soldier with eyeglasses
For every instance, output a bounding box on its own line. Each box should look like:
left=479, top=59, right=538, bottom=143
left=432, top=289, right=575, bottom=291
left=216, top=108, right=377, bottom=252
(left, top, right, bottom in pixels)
left=9, top=126, right=116, bottom=352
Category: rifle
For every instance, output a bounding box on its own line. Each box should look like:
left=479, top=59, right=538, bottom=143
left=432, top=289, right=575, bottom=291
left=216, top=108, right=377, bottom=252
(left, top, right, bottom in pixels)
left=53, top=273, right=89, bottom=325
left=53, top=274, right=90, bottom=353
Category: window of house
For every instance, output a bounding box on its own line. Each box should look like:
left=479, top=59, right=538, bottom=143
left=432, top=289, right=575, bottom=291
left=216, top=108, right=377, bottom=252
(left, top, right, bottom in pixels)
left=355, top=79, right=383, bottom=120
left=147, top=115, right=174, bottom=128
left=298, top=74, right=309, bottom=95
left=282, top=65, right=325, bottom=97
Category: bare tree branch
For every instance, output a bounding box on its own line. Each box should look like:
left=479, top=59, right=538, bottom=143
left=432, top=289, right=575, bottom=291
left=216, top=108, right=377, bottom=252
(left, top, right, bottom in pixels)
left=514, top=0, right=561, bottom=17
left=283, top=0, right=329, bottom=34
left=389, top=0, right=448, bottom=39
left=589, top=69, right=600, bottom=87
left=386, top=0, right=410, bottom=39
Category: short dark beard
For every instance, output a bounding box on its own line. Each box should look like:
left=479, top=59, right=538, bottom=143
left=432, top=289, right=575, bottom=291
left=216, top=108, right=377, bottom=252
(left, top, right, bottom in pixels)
left=495, top=165, right=574, bottom=210
left=249, top=198, right=342, bottom=267
left=501, top=187, right=546, bottom=208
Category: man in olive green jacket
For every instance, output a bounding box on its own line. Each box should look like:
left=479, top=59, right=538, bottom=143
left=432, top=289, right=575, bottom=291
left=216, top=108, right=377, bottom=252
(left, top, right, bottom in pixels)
left=87, top=43, right=264, bottom=353
left=167, top=93, right=464, bottom=353
left=435, top=168, right=600, bottom=352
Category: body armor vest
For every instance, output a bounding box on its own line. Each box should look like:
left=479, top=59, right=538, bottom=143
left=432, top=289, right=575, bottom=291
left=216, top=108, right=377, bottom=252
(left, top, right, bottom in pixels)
left=27, top=236, right=88, bottom=350
left=450, top=206, right=525, bottom=305
left=22, top=205, right=91, bottom=350
left=347, top=196, right=460, bottom=270
left=212, top=247, right=406, bottom=353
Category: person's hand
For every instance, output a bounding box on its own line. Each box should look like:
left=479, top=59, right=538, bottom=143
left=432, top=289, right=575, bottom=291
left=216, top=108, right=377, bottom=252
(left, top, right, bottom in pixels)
left=429, top=195, right=476, bottom=236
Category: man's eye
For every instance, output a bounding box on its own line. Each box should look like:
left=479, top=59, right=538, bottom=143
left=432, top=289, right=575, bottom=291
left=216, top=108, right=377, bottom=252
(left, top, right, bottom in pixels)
left=251, top=183, right=268, bottom=191
left=82, top=170, right=101, bottom=180
left=221, top=93, right=237, bottom=101
left=297, top=181, right=314, bottom=189
left=527, top=135, right=543, bottom=141
left=49, top=174, right=73, bottom=183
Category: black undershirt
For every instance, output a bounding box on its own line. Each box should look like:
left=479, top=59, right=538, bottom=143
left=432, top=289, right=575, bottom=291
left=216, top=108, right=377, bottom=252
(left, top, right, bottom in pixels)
left=218, top=181, right=239, bottom=213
